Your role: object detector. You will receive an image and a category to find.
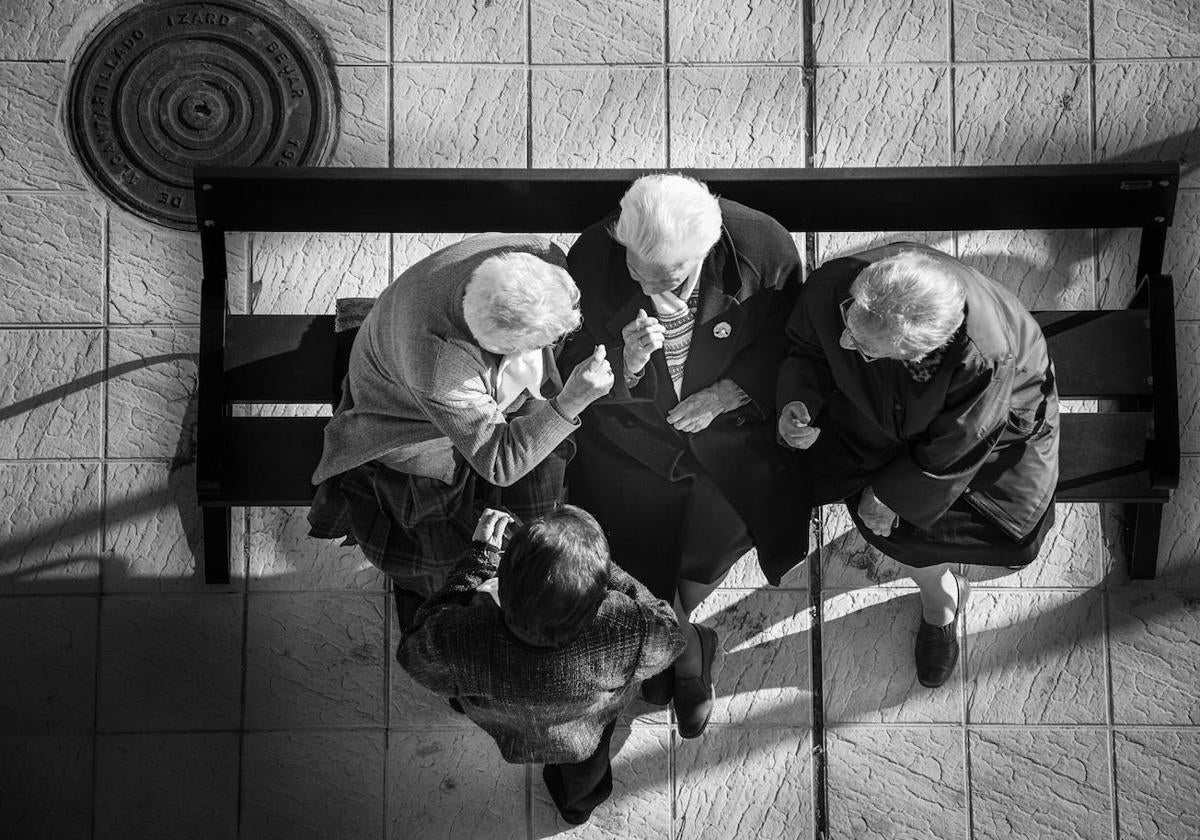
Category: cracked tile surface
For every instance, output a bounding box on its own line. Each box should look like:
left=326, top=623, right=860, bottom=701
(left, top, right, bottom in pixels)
left=0, top=63, right=82, bottom=188
left=0, top=735, right=93, bottom=839
left=1095, top=0, right=1200, bottom=58
left=248, top=507, right=386, bottom=591
left=1114, top=730, right=1200, bottom=837
left=1108, top=589, right=1200, bottom=724
left=1095, top=62, right=1200, bottom=188
left=250, top=232, right=390, bottom=315
left=531, top=0, right=662, bottom=63
left=0, top=597, right=97, bottom=733
left=393, top=0, right=525, bottom=62
left=106, top=328, right=199, bottom=460
left=669, top=0, right=802, bottom=62
left=954, top=0, right=1089, bottom=60
left=813, top=0, right=946, bottom=62
left=0, top=464, right=101, bottom=594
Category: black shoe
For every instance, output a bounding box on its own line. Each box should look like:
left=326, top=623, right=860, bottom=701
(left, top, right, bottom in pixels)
left=640, top=667, right=674, bottom=706
left=915, top=574, right=970, bottom=688
left=673, top=624, right=718, bottom=739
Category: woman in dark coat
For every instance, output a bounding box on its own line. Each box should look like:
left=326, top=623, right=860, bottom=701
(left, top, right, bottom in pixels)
left=559, top=174, right=805, bottom=738
left=778, top=243, right=1059, bottom=687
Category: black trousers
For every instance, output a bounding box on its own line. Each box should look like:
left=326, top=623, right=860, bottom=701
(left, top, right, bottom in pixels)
left=541, top=720, right=618, bottom=825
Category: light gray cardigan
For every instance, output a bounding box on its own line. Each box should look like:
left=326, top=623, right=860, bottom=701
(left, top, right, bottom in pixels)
left=312, top=234, right=579, bottom=486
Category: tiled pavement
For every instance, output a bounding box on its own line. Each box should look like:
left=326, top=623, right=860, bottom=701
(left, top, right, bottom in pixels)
left=1, top=0, right=1199, bottom=838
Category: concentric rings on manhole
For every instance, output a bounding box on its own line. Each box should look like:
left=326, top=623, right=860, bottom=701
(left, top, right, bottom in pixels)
left=66, top=0, right=339, bottom=229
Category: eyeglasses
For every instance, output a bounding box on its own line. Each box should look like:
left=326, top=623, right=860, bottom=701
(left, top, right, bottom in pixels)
left=839, top=298, right=884, bottom=363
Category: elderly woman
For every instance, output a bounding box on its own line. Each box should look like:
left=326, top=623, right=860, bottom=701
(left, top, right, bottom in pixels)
left=309, top=234, right=613, bottom=628
left=559, top=174, right=804, bottom=738
left=778, top=243, right=1059, bottom=686
left=398, top=506, right=685, bottom=825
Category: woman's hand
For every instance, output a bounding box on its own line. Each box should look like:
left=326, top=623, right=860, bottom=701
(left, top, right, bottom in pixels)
left=778, top=401, right=820, bottom=449
left=558, top=345, right=615, bottom=418
left=472, top=508, right=513, bottom=551
left=621, top=309, right=665, bottom=375
left=857, top=486, right=898, bottom=537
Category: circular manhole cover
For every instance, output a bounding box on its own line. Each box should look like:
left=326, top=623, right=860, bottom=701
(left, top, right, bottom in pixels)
left=66, top=0, right=339, bottom=229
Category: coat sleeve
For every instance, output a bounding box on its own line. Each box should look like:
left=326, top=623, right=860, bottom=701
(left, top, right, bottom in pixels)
left=418, top=341, right=579, bottom=487
left=721, top=230, right=803, bottom=418
left=871, top=358, right=1015, bottom=528
left=615, top=569, right=687, bottom=683
left=776, top=280, right=836, bottom=423
left=396, top=545, right=500, bottom=697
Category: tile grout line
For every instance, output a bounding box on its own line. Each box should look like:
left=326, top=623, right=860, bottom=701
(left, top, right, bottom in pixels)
left=663, top=0, right=671, bottom=167
left=1088, top=0, right=1100, bottom=308
left=236, top=522, right=252, bottom=839
left=91, top=199, right=111, bottom=840
left=1101, top=588, right=1121, bottom=840
left=526, top=0, right=533, bottom=169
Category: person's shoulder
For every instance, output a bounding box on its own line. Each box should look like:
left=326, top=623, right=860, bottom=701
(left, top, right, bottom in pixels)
left=570, top=211, right=620, bottom=254
left=718, top=198, right=790, bottom=241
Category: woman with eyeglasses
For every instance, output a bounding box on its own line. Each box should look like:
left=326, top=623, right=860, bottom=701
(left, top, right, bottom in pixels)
left=778, top=243, right=1059, bottom=687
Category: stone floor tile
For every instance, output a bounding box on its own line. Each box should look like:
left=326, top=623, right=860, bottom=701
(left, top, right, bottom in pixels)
left=242, top=730, right=386, bottom=840
left=1095, top=0, right=1200, bottom=59
left=103, top=461, right=221, bottom=591
left=668, top=0, right=801, bottom=62
left=1097, top=191, right=1199, bottom=317
left=0, top=329, right=103, bottom=459
left=669, top=66, right=804, bottom=167
left=0, top=63, right=83, bottom=188
left=532, top=67, right=665, bottom=168
left=244, top=592, right=386, bottom=728
left=389, top=729, right=528, bottom=840
left=531, top=728, right=671, bottom=838
left=249, top=507, right=386, bottom=591
left=393, top=66, right=527, bottom=168
left=1114, top=729, right=1200, bottom=837
left=968, top=727, right=1111, bottom=840
left=0, top=194, right=103, bottom=324
left=955, top=64, right=1090, bottom=167
left=287, top=0, right=388, bottom=63
left=109, top=214, right=248, bottom=324
left=815, top=66, right=948, bottom=168
left=531, top=0, right=662, bottom=63
left=719, top=545, right=811, bottom=590
left=813, top=0, right=946, bottom=63
left=97, top=594, right=242, bottom=731
left=1096, top=62, right=1200, bottom=188
left=965, top=590, right=1106, bottom=724
left=94, top=733, right=239, bottom=840
left=328, top=66, right=389, bottom=168
left=955, top=229, right=1094, bottom=309
left=1107, top=456, right=1200, bottom=589
left=826, top=726, right=966, bottom=840
left=675, top=727, right=813, bottom=839
left=0, top=597, right=97, bottom=734
left=823, top=588, right=964, bottom=724
left=1108, top=590, right=1200, bottom=725
left=0, top=464, right=101, bottom=594
left=690, top=587, right=811, bottom=726
left=821, top=504, right=917, bottom=589
left=964, top=504, right=1104, bottom=589
left=954, top=0, right=1088, bottom=60
left=394, top=0, right=524, bottom=62
left=106, top=327, right=199, bottom=459
left=393, top=233, right=472, bottom=276
left=0, top=0, right=124, bottom=59
left=816, top=231, right=952, bottom=264
left=250, top=232, right=390, bottom=314
left=0, top=735, right=93, bottom=840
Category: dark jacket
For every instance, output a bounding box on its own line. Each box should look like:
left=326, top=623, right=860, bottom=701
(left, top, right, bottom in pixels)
left=558, top=198, right=806, bottom=586
left=777, top=243, right=1059, bottom=540
left=396, top=546, right=686, bottom=765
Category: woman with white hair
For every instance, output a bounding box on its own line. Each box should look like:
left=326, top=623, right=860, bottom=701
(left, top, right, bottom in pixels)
left=560, top=174, right=805, bottom=739
left=778, top=243, right=1059, bottom=687
left=309, top=234, right=614, bottom=629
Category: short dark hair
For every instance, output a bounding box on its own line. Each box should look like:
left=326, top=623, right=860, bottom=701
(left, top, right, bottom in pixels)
left=498, top=505, right=611, bottom=648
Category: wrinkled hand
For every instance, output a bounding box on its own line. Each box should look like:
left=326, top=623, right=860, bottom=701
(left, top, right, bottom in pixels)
left=666, top=386, right=724, bottom=433
left=558, top=345, right=614, bottom=419
left=857, top=486, right=898, bottom=537
left=621, top=309, right=665, bottom=376
left=472, top=508, right=513, bottom=551
left=778, top=401, right=820, bottom=449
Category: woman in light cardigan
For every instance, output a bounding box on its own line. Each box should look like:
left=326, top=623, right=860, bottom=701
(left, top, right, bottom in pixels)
left=309, top=234, right=613, bottom=628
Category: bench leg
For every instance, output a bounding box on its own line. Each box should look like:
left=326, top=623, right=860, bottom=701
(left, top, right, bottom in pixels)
left=1123, top=503, right=1163, bottom=580
left=203, top=507, right=232, bottom=585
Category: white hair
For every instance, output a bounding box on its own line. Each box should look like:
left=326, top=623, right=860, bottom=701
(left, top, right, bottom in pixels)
left=848, top=250, right=967, bottom=359
left=609, top=174, right=722, bottom=266
left=462, top=252, right=581, bottom=353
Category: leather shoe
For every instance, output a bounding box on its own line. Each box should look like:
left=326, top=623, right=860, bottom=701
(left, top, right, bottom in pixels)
left=673, top=624, right=718, bottom=739
left=915, top=574, right=970, bottom=688
left=639, top=667, right=674, bottom=705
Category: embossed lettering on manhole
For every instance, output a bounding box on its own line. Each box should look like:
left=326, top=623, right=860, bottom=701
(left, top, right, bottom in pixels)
left=66, top=0, right=339, bottom=229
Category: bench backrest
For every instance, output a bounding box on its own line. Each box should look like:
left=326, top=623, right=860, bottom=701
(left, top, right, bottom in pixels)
left=195, top=165, right=1180, bottom=505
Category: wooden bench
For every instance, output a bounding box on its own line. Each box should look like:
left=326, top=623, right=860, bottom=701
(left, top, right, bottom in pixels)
left=194, top=165, right=1181, bottom=585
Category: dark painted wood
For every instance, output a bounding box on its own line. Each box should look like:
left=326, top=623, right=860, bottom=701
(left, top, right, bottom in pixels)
left=201, top=507, right=231, bottom=585
left=1146, top=274, right=1181, bottom=491
left=224, top=315, right=338, bottom=403
left=1125, top=502, right=1164, bottom=580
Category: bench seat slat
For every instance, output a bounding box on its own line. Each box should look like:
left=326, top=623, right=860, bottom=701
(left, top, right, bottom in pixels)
left=1034, top=310, right=1152, bottom=399
left=204, top=413, right=1165, bottom=507
left=224, top=315, right=338, bottom=403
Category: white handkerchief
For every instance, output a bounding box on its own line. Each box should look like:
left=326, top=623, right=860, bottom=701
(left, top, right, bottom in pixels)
left=648, top=264, right=702, bottom=318
left=494, top=349, right=546, bottom=413
left=477, top=575, right=502, bottom=607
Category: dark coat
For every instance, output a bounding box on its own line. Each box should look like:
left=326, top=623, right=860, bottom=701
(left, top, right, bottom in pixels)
left=777, top=243, right=1060, bottom=540
left=559, top=198, right=806, bottom=589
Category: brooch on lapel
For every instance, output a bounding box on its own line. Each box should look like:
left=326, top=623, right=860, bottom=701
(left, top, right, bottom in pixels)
left=713, top=321, right=732, bottom=339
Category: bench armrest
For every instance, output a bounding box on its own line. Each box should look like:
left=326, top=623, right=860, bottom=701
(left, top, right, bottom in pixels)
left=1145, top=273, right=1180, bottom=491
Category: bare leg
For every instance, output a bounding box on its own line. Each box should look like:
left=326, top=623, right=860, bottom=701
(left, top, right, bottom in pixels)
left=907, top=562, right=958, bottom=625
